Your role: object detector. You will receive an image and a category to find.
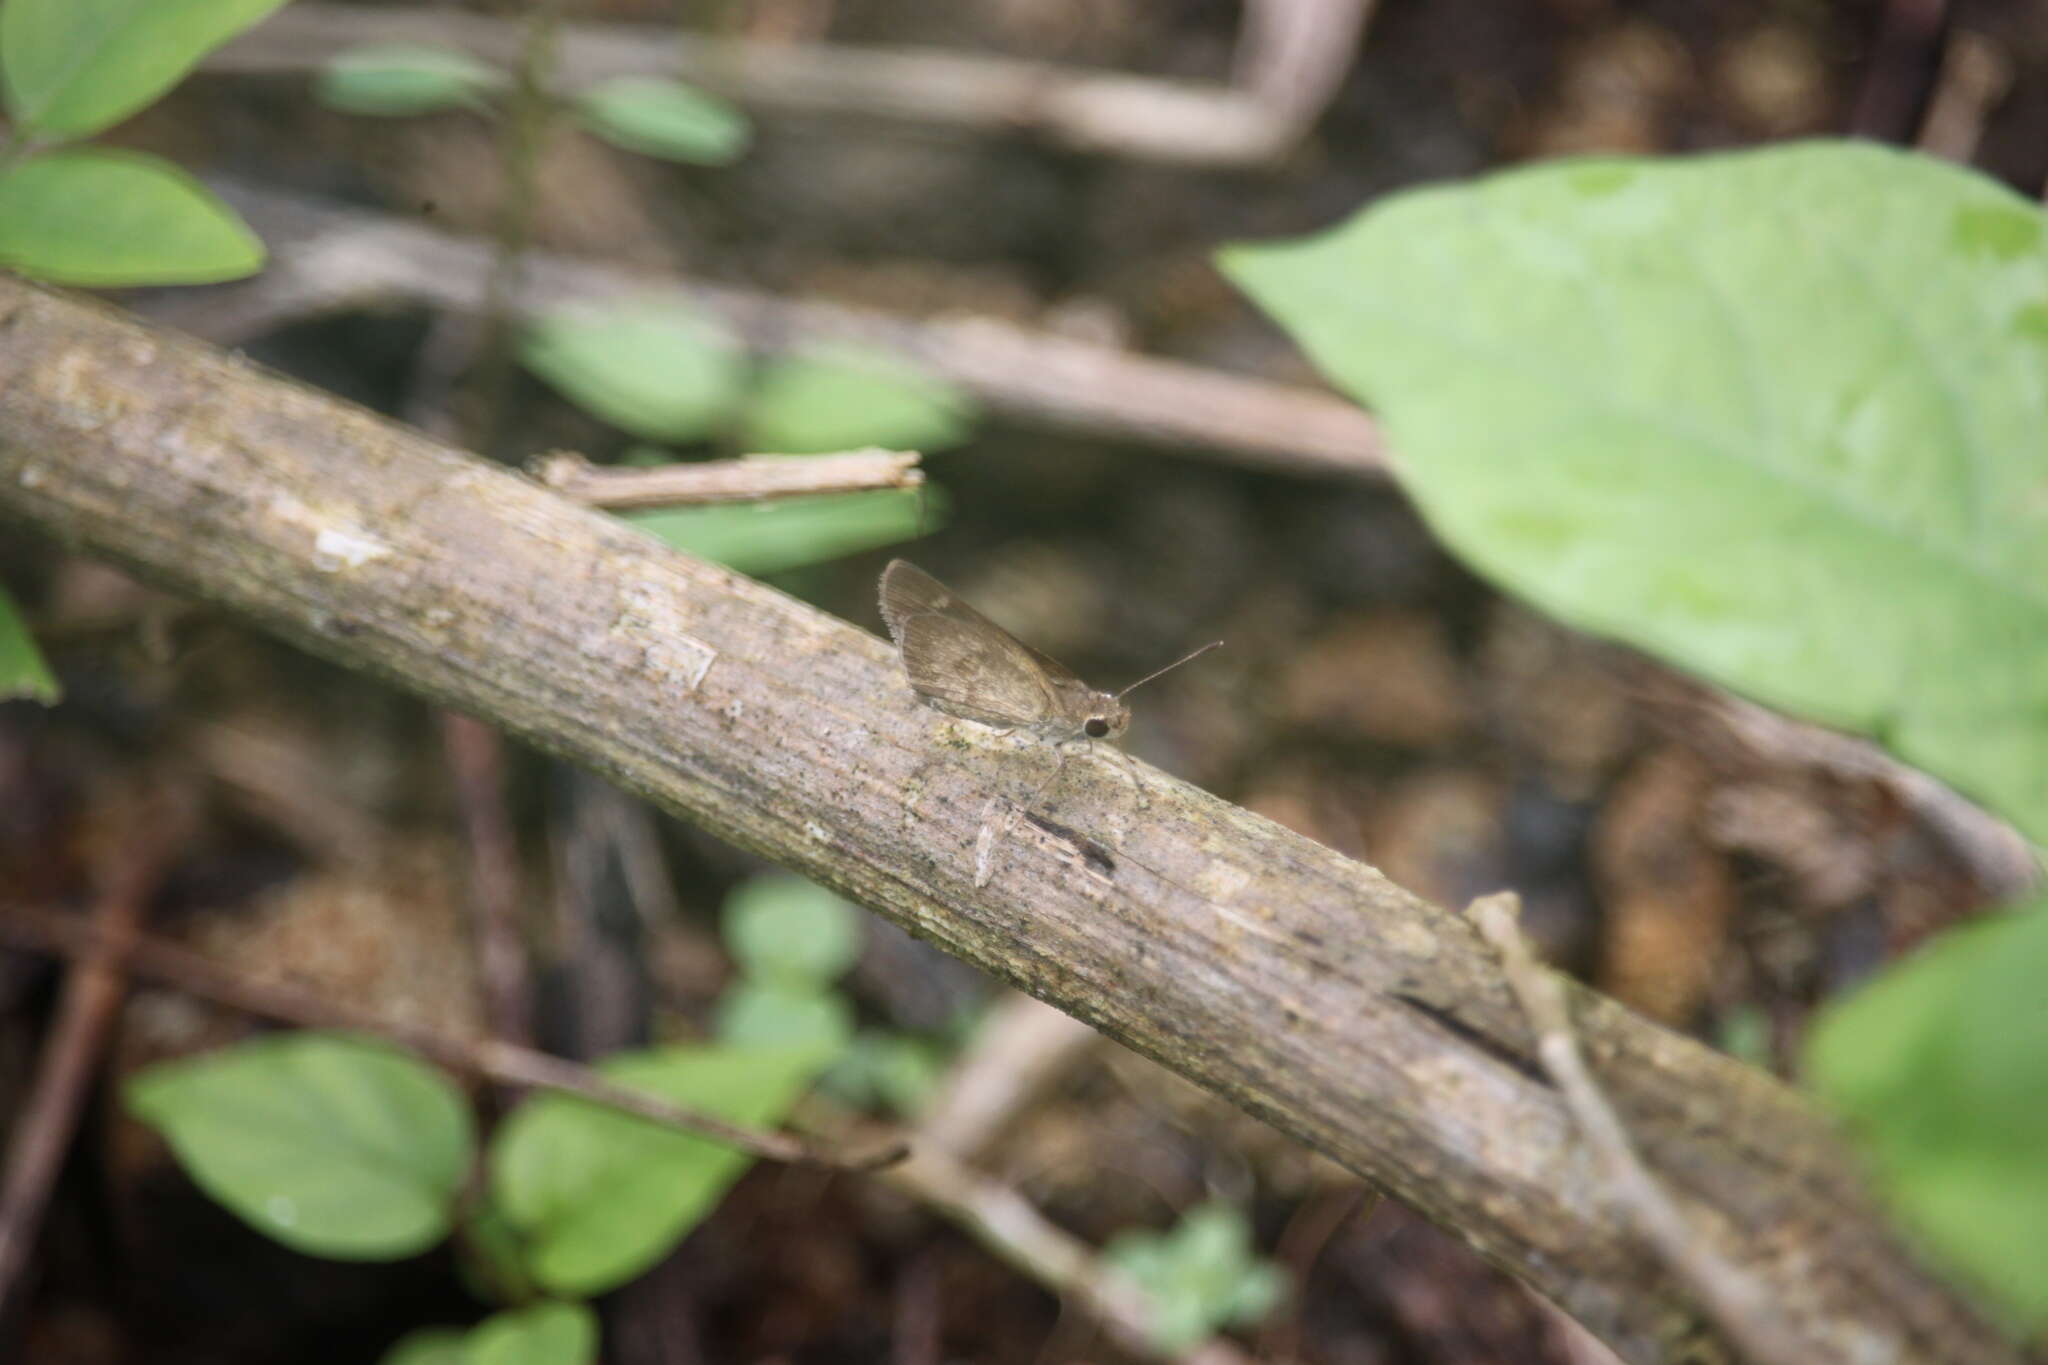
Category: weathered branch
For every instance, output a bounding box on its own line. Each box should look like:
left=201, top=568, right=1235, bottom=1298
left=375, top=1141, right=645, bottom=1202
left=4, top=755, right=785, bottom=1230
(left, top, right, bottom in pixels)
left=0, top=278, right=2010, bottom=1365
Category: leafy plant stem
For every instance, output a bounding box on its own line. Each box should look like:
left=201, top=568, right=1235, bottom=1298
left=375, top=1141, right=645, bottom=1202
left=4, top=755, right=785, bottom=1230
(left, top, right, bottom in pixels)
left=468, top=0, right=570, bottom=457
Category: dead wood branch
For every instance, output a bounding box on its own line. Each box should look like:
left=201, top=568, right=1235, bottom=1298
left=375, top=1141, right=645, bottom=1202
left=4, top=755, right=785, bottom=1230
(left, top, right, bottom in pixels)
left=0, top=278, right=2010, bottom=1365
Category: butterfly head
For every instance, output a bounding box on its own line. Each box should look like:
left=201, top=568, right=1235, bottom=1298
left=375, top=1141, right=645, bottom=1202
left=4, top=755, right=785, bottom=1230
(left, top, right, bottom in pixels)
left=1081, top=695, right=1131, bottom=741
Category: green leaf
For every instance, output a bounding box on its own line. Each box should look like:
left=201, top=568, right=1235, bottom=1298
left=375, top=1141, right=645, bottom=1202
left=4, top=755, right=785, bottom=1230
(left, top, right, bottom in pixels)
left=1221, top=141, right=2048, bottom=844
left=0, top=148, right=265, bottom=286
left=722, top=874, right=862, bottom=985
left=1103, top=1203, right=1287, bottom=1353
left=1805, top=902, right=2048, bottom=1326
left=316, top=43, right=503, bottom=117
left=713, top=982, right=855, bottom=1051
left=466, top=1303, right=598, bottom=1365
left=125, top=1032, right=471, bottom=1260
left=576, top=77, right=749, bottom=166
left=1, top=0, right=292, bottom=138
left=521, top=305, right=748, bottom=443
left=490, top=1044, right=831, bottom=1297
left=628, top=486, right=939, bottom=576
left=0, top=589, right=60, bottom=704
left=822, top=1031, right=947, bottom=1116
left=378, top=1327, right=469, bottom=1365
left=739, top=347, right=977, bottom=455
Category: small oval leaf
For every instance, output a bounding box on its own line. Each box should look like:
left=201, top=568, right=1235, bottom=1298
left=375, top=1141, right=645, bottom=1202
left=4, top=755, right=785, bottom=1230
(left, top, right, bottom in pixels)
left=576, top=77, right=750, bottom=165
left=466, top=1303, right=598, bottom=1365
left=740, top=347, right=977, bottom=455
left=490, top=1044, right=830, bottom=1296
left=0, top=149, right=265, bottom=286
left=316, top=43, right=503, bottom=117
left=722, top=874, right=862, bottom=985
left=521, top=304, right=748, bottom=443
left=125, top=1032, right=471, bottom=1260
left=713, top=983, right=855, bottom=1051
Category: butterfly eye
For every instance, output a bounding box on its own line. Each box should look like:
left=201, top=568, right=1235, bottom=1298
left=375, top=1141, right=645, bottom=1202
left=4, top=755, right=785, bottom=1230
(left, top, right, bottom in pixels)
left=1084, top=717, right=1110, bottom=738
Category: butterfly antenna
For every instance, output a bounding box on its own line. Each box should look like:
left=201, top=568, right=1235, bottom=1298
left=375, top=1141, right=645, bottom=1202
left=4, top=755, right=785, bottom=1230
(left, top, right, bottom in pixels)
left=1116, top=640, right=1223, bottom=699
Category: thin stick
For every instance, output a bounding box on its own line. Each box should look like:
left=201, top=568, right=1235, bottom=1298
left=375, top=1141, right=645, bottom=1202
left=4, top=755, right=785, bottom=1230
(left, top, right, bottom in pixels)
left=0, top=906, right=905, bottom=1174
left=536, top=448, right=924, bottom=509
left=444, top=712, right=533, bottom=1047
left=1470, top=892, right=1811, bottom=1365
left=0, top=813, right=184, bottom=1313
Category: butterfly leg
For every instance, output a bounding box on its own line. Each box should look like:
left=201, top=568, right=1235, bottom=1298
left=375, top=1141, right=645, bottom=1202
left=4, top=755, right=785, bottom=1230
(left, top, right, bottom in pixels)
left=1013, top=745, right=1070, bottom=822
left=1100, top=742, right=1149, bottom=810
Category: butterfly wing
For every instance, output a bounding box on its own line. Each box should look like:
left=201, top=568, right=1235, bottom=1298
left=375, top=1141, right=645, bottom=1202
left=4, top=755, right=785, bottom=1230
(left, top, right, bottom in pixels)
left=880, top=560, right=1078, bottom=728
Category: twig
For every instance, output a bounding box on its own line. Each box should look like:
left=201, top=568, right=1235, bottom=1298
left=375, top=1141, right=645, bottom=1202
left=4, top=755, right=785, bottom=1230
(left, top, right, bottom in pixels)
left=1256, top=1184, right=1379, bottom=1361
left=470, top=0, right=570, bottom=455
left=0, top=809, right=184, bottom=1313
left=1913, top=29, right=2012, bottom=162
left=213, top=1, right=1372, bottom=167
left=444, top=713, right=534, bottom=1047
left=1470, top=891, right=1813, bottom=1365
left=913, top=991, right=1099, bottom=1160
left=1849, top=0, right=1950, bottom=141
left=873, top=1135, right=1261, bottom=1365
left=1694, top=689, right=2039, bottom=903
left=146, top=181, right=1389, bottom=482
left=0, top=905, right=905, bottom=1174
left=535, top=448, right=924, bottom=509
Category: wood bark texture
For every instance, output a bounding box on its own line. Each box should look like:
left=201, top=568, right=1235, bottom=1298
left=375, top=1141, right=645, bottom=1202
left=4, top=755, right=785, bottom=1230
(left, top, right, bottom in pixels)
left=0, top=279, right=2011, bottom=1365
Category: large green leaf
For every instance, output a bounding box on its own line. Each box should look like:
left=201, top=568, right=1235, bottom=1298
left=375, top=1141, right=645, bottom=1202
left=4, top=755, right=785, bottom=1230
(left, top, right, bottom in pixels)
left=520, top=304, right=748, bottom=444
left=0, top=148, right=264, bottom=286
left=1221, top=141, right=2048, bottom=844
left=0, top=0, right=291, bottom=138
left=489, top=1044, right=831, bottom=1296
left=0, top=588, right=60, bottom=704
left=1806, top=903, right=2048, bottom=1326
left=126, top=1032, right=472, bottom=1259
left=628, top=486, right=937, bottom=576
